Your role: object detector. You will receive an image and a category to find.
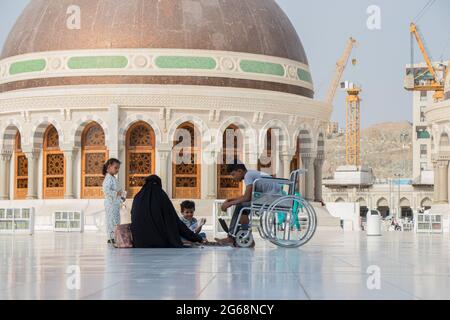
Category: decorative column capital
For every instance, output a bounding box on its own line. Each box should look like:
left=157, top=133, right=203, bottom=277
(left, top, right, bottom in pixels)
left=437, top=160, right=449, bottom=168
left=0, top=150, right=12, bottom=161
left=300, top=152, right=317, bottom=160
left=63, top=148, right=78, bottom=157
left=24, top=149, right=40, bottom=160
left=158, top=149, right=171, bottom=161
left=280, top=152, right=294, bottom=162
left=315, top=154, right=325, bottom=162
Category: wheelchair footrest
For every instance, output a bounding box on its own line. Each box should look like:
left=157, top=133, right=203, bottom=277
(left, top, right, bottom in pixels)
left=218, top=218, right=229, bottom=233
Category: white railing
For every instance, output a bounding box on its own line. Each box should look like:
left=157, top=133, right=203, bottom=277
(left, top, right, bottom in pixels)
left=53, top=211, right=84, bottom=232
left=0, top=208, right=35, bottom=234
left=415, top=212, right=443, bottom=234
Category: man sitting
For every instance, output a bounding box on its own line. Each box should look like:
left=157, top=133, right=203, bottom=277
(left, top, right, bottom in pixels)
left=215, top=163, right=274, bottom=246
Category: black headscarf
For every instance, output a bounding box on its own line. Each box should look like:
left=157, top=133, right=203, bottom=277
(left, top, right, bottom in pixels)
left=130, top=175, right=203, bottom=248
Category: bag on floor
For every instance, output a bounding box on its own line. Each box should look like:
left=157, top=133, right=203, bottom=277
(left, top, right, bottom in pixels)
left=114, top=224, right=133, bottom=248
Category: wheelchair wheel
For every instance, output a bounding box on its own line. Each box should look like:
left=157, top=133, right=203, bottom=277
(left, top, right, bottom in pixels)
left=235, top=230, right=254, bottom=248
left=265, top=196, right=317, bottom=248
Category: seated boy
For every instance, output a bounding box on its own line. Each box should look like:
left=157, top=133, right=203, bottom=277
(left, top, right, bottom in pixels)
left=179, top=200, right=207, bottom=242
left=215, top=163, right=274, bottom=246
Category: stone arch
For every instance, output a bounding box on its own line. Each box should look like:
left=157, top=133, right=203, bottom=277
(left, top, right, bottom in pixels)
left=119, top=115, right=162, bottom=147
left=399, top=197, right=411, bottom=207
left=167, top=115, right=210, bottom=146
left=71, top=115, right=109, bottom=148
left=215, top=116, right=257, bottom=156
left=377, top=197, right=389, bottom=207
left=80, top=121, right=108, bottom=199
left=31, top=117, right=64, bottom=149
left=289, top=123, right=312, bottom=171
left=335, top=197, right=345, bottom=203
left=172, top=121, right=202, bottom=199
left=293, top=124, right=314, bottom=156
left=356, top=197, right=367, bottom=207
left=217, top=123, right=245, bottom=199
left=1, top=119, right=23, bottom=151
left=439, top=132, right=450, bottom=153
left=399, top=197, right=413, bottom=218
left=376, top=197, right=390, bottom=217
left=259, top=119, right=291, bottom=155
left=316, top=132, right=325, bottom=158
left=420, top=197, right=432, bottom=208
left=357, top=197, right=369, bottom=217
left=125, top=121, right=156, bottom=198
left=42, top=125, right=65, bottom=199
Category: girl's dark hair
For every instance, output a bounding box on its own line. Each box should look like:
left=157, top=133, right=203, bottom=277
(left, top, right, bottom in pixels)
left=102, top=158, right=121, bottom=176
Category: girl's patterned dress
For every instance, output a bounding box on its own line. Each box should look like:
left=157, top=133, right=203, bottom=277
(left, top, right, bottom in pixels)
left=102, top=174, right=122, bottom=240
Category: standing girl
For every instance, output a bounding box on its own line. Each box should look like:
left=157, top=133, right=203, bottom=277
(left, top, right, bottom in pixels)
left=102, top=158, right=124, bottom=244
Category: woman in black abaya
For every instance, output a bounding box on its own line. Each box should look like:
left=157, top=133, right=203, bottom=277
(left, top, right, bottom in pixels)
left=130, top=175, right=205, bottom=248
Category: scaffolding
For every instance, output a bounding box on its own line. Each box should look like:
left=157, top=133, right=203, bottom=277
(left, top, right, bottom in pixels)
left=345, top=86, right=361, bottom=166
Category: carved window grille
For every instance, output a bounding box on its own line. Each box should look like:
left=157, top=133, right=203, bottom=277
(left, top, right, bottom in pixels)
left=14, top=132, right=27, bottom=200
left=43, top=125, right=65, bottom=199
left=172, top=122, right=201, bottom=199
left=81, top=122, right=108, bottom=199
left=126, top=122, right=155, bottom=198
left=291, top=139, right=302, bottom=172
left=217, top=125, right=243, bottom=199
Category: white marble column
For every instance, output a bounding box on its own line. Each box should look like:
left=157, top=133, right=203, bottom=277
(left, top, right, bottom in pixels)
left=0, top=151, right=12, bottom=200
left=302, top=155, right=316, bottom=201
left=438, top=160, right=449, bottom=204
left=314, top=158, right=324, bottom=202
left=107, top=104, right=120, bottom=159
left=281, top=153, right=294, bottom=179
left=157, top=149, right=171, bottom=192
left=63, top=149, right=76, bottom=199
left=245, top=152, right=258, bottom=171
left=206, top=151, right=217, bottom=199
left=25, top=150, right=39, bottom=200
left=433, top=161, right=440, bottom=204
left=118, top=147, right=126, bottom=191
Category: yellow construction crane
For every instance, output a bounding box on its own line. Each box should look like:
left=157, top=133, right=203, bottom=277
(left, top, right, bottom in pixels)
left=405, top=23, right=448, bottom=102
left=325, top=37, right=357, bottom=106
left=341, top=82, right=361, bottom=166
left=324, top=37, right=361, bottom=166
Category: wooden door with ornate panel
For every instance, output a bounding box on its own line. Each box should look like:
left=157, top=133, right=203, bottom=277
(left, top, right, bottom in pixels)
left=81, top=122, right=108, bottom=199
left=43, top=125, right=65, bottom=199
left=290, top=138, right=302, bottom=172
left=258, top=129, right=276, bottom=176
left=14, top=132, right=28, bottom=200
left=172, top=122, right=201, bottom=199
left=126, top=122, right=155, bottom=198
left=217, top=124, right=243, bottom=199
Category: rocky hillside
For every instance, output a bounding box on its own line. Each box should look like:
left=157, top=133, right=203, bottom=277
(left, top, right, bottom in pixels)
left=323, top=122, right=413, bottom=179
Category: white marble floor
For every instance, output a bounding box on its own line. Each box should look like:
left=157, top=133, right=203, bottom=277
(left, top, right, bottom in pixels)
left=0, top=230, right=449, bottom=300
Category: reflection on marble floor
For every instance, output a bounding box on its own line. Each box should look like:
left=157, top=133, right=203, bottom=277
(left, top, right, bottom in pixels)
left=0, top=231, right=449, bottom=300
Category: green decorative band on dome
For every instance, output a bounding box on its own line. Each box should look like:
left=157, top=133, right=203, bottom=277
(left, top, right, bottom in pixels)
left=155, top=56, right=217, bottom=70
left=0, top=49, right=314, bottom=93
left=68, top=56, right=128, bottom=69
left=240, top=60, right=285, bottom=77
left=298, top=69, right=312, bottom=83
left=9, top=59, right=46, bottom=75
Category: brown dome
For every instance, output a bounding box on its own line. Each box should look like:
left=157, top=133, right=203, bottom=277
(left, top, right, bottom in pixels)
left=2, top=0, right=308, bottom=63
left=0, top=0, right=313, bottom=97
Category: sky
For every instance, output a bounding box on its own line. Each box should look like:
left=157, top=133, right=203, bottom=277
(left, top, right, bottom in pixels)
left=0, top=0, right=449, bottom=128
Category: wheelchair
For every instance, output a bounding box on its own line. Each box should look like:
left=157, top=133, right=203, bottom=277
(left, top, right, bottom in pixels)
left=230, top=169, right=317, bottom=248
